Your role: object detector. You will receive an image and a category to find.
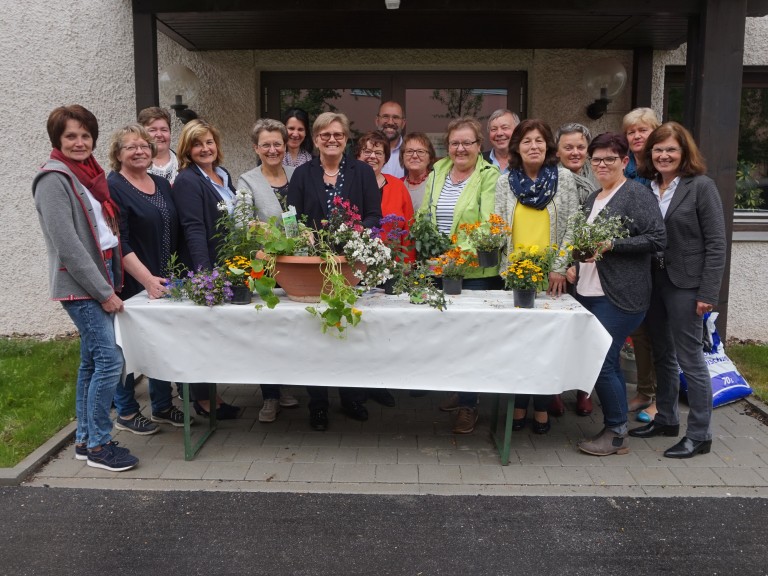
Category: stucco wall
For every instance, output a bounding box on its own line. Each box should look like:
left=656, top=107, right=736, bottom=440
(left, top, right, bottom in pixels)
left=157, top=33, right=256, bottom=183
left=1, top=0, right=136, bottom=337
left=728, top=242, right=768, bottom=340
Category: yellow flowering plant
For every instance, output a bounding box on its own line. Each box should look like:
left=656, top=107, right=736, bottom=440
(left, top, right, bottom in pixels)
left=391, top=260, right=448, bottom=310
left=458, top=213, right=511, bottom=252
left=501, top=244, right=558, bottom=290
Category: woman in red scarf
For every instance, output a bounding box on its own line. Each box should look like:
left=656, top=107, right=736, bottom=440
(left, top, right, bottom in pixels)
left=33, top=105, right=138, bottom=473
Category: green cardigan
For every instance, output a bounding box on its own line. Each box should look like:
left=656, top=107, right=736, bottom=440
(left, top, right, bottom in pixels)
left=419, top=155, right=500, bottom=278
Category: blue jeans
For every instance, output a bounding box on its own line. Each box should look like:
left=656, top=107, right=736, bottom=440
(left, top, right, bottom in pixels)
left=114, top=373, right=174, bottom=416
left=575, top=294, right=645, bottom=432
left=62, top=298, right=124, bottom=449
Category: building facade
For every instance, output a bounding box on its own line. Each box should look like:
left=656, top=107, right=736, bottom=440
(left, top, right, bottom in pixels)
left=2, top=0, right=765, bottom=340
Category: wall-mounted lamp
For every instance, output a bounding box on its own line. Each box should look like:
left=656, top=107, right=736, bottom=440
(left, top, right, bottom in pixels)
left=582, top=58, right=627, bottom=120
left=158, top=64, right=199, bottom=124
left=385, top=0, right=400, bottom=9
left=170, top=95, right=198, bottom=124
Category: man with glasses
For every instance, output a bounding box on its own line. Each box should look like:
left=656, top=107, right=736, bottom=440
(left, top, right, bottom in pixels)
left=375, top=101, right=406, bottom=178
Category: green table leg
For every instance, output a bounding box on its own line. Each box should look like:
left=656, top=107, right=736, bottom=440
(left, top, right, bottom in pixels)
left=183, top=382, right=217, bottom=461
left=490, top=393, right=516, bottom=465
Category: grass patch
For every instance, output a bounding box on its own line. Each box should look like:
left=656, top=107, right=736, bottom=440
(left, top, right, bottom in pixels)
left=727, top=342, right=768, bottom=404
left=0, top=337, right=80, bottom=467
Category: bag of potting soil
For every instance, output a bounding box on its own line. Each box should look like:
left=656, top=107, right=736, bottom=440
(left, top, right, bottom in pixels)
left=679, top=312, right=752, bottom=408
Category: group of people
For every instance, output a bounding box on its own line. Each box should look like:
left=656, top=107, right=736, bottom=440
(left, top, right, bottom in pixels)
left=32, top=98, right=725, bottom=472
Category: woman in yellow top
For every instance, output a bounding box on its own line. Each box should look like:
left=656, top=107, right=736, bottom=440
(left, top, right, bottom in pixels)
left=495, top=118, right=581, bottom=434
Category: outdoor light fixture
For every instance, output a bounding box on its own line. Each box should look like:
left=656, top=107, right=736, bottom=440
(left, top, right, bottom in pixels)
left=159, top=64, right=199, bottom=124
left=582, top=58, right=627, bottom=120
left=170, top=95, right=198, bottom=124
left=385, top=0, right=400, bottom=9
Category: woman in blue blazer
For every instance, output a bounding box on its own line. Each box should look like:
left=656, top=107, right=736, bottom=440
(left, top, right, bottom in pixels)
left=629, top=122, right=726, bottom=459
left=173, top=119, right=240, bottom=419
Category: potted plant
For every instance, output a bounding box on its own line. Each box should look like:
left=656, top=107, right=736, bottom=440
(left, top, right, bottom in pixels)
left=568, top=210, right=630, bottom=263
left=459, top=213, right=511, bottom=268
left=408, top=211, right=452, bottom=262
left=501, top=244, right=557, bottom=308
left=431, top=243, right=479, bottom=295
left=392, top=260, right=448, bottom=309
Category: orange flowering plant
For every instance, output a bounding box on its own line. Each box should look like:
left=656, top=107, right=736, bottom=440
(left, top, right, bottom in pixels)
left=431, top=239, right=479, bottom=279
left=458, top=213, right=511, bottom=252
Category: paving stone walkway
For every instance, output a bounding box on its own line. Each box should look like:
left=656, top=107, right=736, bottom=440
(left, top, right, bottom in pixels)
left=29, top=382, right=768, bottom=497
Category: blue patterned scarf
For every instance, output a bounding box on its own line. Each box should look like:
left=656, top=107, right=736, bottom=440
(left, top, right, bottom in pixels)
left=508, top=163, right=558, bottom=210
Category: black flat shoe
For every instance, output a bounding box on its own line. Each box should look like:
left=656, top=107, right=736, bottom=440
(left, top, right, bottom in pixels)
left=342, top=401, right=369, bottom=421
left=664, top=437, right=712, bottom=459
left=368, top=389, right=396, bottom=407
left=512, top=418, right=526, bottom=431
left=310, top=409, right=328, bottom=431
left=193, top=401, right=240, bottom=420
left=628, top=420, right=679, bottom=438
left=532, top=419, right=551, bottom=435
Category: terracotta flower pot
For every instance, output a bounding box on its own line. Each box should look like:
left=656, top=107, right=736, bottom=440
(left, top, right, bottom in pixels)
left=272, top=254, right=363, bottom=302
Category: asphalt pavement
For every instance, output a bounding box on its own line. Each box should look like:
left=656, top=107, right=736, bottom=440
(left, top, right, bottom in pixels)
left=2, top=487, right=767, bottom=576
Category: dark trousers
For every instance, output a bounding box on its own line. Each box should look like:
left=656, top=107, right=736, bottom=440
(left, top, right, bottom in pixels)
left=646, top=269, right=713, bottom=441
left=307, top=386, right=365, bottom=411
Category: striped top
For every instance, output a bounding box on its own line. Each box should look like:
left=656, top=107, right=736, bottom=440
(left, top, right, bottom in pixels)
left=435, top=175, right=468, bottom=234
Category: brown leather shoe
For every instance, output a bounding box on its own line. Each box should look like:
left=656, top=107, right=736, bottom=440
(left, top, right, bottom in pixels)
left=438, top=393, right=460, bottom=412
left=548, top=394, right=565, bottom=417
left=576, top=391, right=593, bottom=416
left=452, top=406, right=478, bottom=434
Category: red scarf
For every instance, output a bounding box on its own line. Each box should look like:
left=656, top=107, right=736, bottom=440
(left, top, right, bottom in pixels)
left=50, top=148, right=120, bottom=234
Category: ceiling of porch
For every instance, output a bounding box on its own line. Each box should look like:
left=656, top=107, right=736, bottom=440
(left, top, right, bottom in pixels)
left=134, top=0, right=768, bottom=52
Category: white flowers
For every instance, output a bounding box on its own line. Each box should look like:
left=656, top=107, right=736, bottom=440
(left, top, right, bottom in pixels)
left=343, top=232, right=393, bottom=287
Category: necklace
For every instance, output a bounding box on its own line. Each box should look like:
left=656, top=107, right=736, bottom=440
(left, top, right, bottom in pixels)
left=323, top=167, right=340, bottom=177
left=406, top=172, right=428, bottom=186
left=450, top=168, right=472, bottom=184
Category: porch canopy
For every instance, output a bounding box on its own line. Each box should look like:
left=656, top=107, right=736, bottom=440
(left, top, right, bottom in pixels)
left=131, top=0, right=768, bottom=337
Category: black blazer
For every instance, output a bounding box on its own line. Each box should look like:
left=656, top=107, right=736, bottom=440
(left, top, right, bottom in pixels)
left=172, top=164, right=237, bottom=270
left=660, top=174, right=726, bottom=304
left=108, top=172, right=180, bottom=299
left=287, top=154, right=382, bottom=229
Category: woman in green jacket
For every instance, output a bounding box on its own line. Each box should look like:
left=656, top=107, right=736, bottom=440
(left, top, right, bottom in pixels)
left=420, top=116, right=500, bottom=434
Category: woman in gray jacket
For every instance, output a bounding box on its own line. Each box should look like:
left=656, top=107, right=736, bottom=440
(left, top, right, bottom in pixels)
left=567, top=132, right=666, bottom=456
left=237, top=118, right=299, bottom=423
left=33, top=105, right=138, bottom=472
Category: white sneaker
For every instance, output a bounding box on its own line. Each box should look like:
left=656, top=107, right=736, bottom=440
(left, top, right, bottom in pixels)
left=259, top=398, right=281, bottom=423
left=279, top=393, right=299, bottom=408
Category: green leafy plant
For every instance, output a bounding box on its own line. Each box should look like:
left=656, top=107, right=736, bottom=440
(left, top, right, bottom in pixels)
left=568, top=210, right=630, bottom=262
left=735, top=160, right=765, bottom=210
left=305, top=255, right=364, bottom=336
left=409, top=212, right=452, bottom=261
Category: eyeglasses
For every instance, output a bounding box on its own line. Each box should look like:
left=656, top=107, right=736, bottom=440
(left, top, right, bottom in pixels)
left=589, top=156, right=621, bottom=166
left=652, top=147, right=681, bottom=155
left=361, top=149, right=385, bottom=159
left=123, top=144, right=151, bottom=153
left=317, top=132, right=346, bottom=142
left=404, top=149, right=428, bottom=158
left=448, top=140, right=478, bottom=150
left=377, top=114, right=403, bottom=122
left=257, top=142, right=284, bottom=151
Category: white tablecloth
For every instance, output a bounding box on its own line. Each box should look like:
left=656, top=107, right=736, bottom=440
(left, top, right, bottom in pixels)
left=115, top=290, right=611, bottom=395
